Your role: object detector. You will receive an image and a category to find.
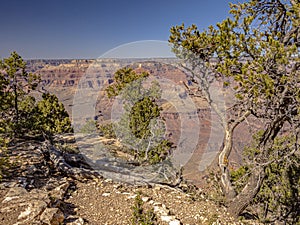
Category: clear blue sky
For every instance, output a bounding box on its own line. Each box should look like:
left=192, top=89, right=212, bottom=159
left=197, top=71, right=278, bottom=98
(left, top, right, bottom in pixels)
left=0, top=0, right=239, bottom=59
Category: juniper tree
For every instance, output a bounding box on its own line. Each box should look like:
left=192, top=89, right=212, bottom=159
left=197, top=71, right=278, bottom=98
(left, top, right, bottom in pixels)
left=0, top=52, right=73, bottom=183
left=35, top=93, right=73, bottom=135
left=105, top=67, right=172, bottom=164
left=0, top=52, right=72, bottom=137
left=0, top=51, right=40, bottom=135
left=169, top=0, right=300, bottom=220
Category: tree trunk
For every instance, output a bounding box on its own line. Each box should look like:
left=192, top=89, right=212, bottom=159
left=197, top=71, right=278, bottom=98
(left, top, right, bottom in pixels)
left=227, top=167, right=265, bottom=217
left=13, top=82, right=19, bottom=124
left=219, top=129, right=236, bottom=199
left=218, top=111, right=250, bottom=199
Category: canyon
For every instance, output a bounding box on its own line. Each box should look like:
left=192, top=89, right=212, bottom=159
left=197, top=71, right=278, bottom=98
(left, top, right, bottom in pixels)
left=26, top=58, right=251, bottom=186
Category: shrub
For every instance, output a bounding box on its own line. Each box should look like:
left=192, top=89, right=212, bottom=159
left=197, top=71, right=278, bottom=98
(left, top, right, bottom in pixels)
left=131, top=192, right=156, bottom=225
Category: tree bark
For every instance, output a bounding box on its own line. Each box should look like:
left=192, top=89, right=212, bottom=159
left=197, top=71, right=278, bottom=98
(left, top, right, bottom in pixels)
left=218, top=111, right=250, bottom=199
left=227, top=167, right=265, bottom=217
left=219, top=129, right=237, bottom=199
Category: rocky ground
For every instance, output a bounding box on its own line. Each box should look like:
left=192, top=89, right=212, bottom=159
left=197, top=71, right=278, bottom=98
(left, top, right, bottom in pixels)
left=0, top=137, right=261, bottom=225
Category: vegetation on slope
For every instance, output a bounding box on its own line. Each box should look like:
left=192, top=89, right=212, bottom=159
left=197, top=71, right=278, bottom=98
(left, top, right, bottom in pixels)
left=0, top=52, right=73, bottom=180
left=169, top=0, right=300, bottom=222
left=101, top=67, right=173, bottom=165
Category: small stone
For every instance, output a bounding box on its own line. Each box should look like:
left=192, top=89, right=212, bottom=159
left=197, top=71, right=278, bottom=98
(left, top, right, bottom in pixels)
left=154, top=185, right=161, bottom=191
left=161, top=215, right=176, bottom=222
left=113, top=184, right=122, bottom=189
left=102, top=192, right=111, bottom=197
left=19, top=200, right=48, bottom=221
left=2, top=187, right=27, bottom=203
left=28, top=165, right=38, bottom=174
left=142, top=196, right=150, bottom=202
left=169, top=219, right=181, bottom=225
left=69, top=217, right=85, bottom=225
left=127, top=194, right=137, bottom=199
left=153, top=205, right=169, bottom=216
left=153, top=202, right=162, bottom=207
left=105, top=178, right=112, bottom=183
left=49, top=182, right=70, bottom=200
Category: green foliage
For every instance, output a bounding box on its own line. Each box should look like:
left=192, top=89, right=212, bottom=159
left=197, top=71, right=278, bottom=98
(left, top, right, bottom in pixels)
left=0, top=52, right=74, bottom=183
left=230, top=166, right=250, bottom=193
left=0, top=137, right=10, bottom=181
left=253, top=135, right=300, bottom=224
left=79, top=119, right=97, bottom=134
left=105, top=68, right=172, bottom=165
left=35, top=93, right=73, bottom=135
left=169, top=0, right=300, bottom=219
left=129, top=97, right=161, bottom=139
left=146, top=139, right=172, bottom=165
left=131, top=192, right=156, bottom=225
left=0, top=51, right=41, bottom=136
left=98, top=123, right=117, bottom=139
left=231, top=133, right=300, bottom=223
left=106, top=67, right=148, bottom=98
left=171, top=1, right=300, bottom=118
left=0, top=52, right=73, bottom=138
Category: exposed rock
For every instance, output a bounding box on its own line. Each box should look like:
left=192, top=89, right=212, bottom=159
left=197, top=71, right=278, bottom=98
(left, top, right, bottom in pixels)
left=169, top=220, right=181, bottom=225
left=67, top=217, right=85, bottom=225
left=151, top=200, right=181, bottom=224
left=161, top=215, right=176, bottom=222
left=141, top=196, right=150, bottom=202
left=1, top=182, right=68, bottom=224
left=102, top=192, right=111, bottom=197
left=49, top=181, right=70, bottom=200
left=17, top=200, right=48, bottom=222
left=40, top=208, right=64, bottom=225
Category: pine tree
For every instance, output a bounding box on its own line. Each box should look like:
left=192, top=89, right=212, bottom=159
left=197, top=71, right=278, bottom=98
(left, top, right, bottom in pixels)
left=35, top=93, right=73, bottom=135
left=0, top=52, right=73, bottom=137
left=0, top=52, right=40, bottom=136
left=169, top=0, right=300, bottom=219
left=105, top=67, right=172, bottom=164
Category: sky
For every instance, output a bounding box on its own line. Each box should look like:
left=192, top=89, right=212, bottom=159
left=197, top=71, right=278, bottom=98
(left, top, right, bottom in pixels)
left=0, top=0, right=238, bottom=59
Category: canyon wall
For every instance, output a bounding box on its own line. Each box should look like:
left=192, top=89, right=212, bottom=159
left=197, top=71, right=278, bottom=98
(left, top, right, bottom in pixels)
left=27, top=58, right=252, bottom=185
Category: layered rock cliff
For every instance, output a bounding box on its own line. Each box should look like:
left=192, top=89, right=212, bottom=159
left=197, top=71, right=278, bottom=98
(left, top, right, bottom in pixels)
left=26, top=58, right=251, bottom=185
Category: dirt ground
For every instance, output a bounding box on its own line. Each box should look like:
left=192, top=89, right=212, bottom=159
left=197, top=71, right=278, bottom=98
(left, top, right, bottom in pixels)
left=0, top=138, right=260, bottom=225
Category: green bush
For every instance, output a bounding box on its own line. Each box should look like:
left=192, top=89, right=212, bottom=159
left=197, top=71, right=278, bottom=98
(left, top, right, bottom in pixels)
left=98, top=123, right=116, bottom=139
left=105, top=67, right=173, bottom=165
left=0, top=137, right=10, bottom=181
left=231, top=133, right=300, bottom=223
left=35, top=93, right=73, bottom=135
left=131, top=192, right=156, bottom=225
left=0, top=52, right=73, bottom=138
left=79, top=119, right=98, bottom=134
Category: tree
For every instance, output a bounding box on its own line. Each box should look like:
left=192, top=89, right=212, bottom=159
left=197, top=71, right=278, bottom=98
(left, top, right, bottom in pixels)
left=169, top=0, right=299, bottom=220
left=0, top=136, right=10, bottom=181
left=0, top=51, right=40, bottom=136
left=105, top=67, right=172, bottom=164
left=34, top=93, right=73, bottom=135
left=0, top=52, right=73, bottom=138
